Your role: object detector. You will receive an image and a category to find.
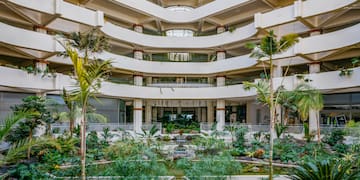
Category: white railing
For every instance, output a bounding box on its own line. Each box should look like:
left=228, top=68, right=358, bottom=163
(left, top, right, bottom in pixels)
left=142, top=122, right=162, bottom=131
left=147, top=83, right=215, bottom=88
left=200, top=123, right=356, bottom=134
left=51, top=122, right=162, bottom=133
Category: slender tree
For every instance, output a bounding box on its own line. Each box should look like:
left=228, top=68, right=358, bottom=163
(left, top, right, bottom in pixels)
left=58, top=28, right=111, bottom=180
left=244, top=30, right=298, bottom=180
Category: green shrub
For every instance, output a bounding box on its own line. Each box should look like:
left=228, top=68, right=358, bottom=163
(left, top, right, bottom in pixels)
left=323, top=129, right=345, bottom=146
left=288, top=159, right=360, bottom=180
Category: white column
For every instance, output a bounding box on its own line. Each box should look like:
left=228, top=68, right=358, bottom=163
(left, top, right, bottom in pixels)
left=152, top=107, right=157, bottom=122
left=201, top=108, right=207, bottom=122
left=216, top=100, right=226, bottom=131
left=216, top=75, right=226, bottom=131
left=133, top=99, right=143, bottom=133
left=133, top=75, right=143, bottom=133
left=216, top=26, right=225, bottom=34
left=207, top=101, right=214, bottom=124
left=133, top=24, right=143, bottom=33
left=196, top=108, right=201, bottom=122
left=177, top=107, right=182, bottom=115
left=146, top=77, right=152, bottom=85
left=133, top=24, right=144, bottom=60
left=216, top=51, right=226, bottom=61
left=35, top=27, right=48, bottom=73
left=145, top=101, right=152, bottom=124
left=308, top=62, right=321, bottom=133
left=134, top=50, right=143, bottom=60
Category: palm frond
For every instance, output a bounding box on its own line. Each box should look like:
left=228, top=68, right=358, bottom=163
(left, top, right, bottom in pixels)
left=279, top=33, right=299, bottom=52
left=0, top=112, right=28, bottom=141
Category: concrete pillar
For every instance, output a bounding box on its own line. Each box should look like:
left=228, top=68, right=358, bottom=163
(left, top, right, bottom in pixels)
left=34, top=27, right=49, bottom=73
left=216, top=76, right=226, bottom=87
left=134, top=50, right=143, bottom=60
left=146, top=77, right=152, bottom=85
left=216, top=75, right=226, bottom=131
left=216, top=51, right=226, bottom=60
left=272, top=65, right=283, bottom=78
left=133, top=24, right=143, bottom=33
left=152, top=107, right=157, bottom=121
left=309, top=63, right=320, bottom=74
left=133, top=75, right=143, bottom=133
left=133, top=99, right=143, bottom=133
left=308, top=62, right=321, bottom=133
left=134, top=75, right=143, bottom=86
left=216, top=26, right=225, bottom=34
left=216, top=100, right=226, bottom=131
left=196, top=108, right=201, bottom=122
left=201, top=108, right=207, bottom=122
left=145, top=101, right=152, bottom=124
left=207, top=101, right=214, bottom=124
left=159, top=107, right=164, bottom=118
left=177, top=107, right=182, bottom=115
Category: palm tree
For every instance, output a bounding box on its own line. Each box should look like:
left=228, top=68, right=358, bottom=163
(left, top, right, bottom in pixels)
left=66, top=47, right=111, bottom=179
left=245, top=30, right=298, bottom=180
left=58, top=28, right=111, bottom=179
left=292, top=83, right=324, bottom=143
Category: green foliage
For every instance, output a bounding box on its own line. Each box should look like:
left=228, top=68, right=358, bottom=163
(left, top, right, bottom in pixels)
left=176, top=153, right=241, bottom=179
left=323, top=129, right=345, bottom=146
left=8, top=163, right=50, bottom=180
left=193, top=136, right=226, bottom=155
left=273, top=137, right=299, bottom=163
left=288, top=159, right=360, bottom=180
left=100, top=150, right=167, bottom=178
left=333, top=143, right=349, bottom=154
left=6, top=96, right=55, bottom=143
left=233, top=126, right=248, bottom=149
left=0, top=112, right=28, bottom=141
left=275, top=123, right=287, bottom=138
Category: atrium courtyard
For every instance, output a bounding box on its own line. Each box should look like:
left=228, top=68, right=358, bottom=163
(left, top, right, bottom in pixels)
left=0, top=0, right=359, bottom=179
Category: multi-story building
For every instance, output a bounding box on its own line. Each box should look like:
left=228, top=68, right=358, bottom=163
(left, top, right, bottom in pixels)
left=0, top=0, right=359, bottom=133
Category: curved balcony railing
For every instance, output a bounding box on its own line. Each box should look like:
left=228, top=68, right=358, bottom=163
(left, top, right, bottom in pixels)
left=7, top=0, right=357, bottom=48
left=2, top=22, right=360, bottom=75
left=2, top=64, right=360, bottom=99
left=147, top=83, right=215, bottom=88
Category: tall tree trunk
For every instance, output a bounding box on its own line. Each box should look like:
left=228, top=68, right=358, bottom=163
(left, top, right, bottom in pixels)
left=269, top=56, right=274, bottom=180
left=80, top=109, right=86, bottom=180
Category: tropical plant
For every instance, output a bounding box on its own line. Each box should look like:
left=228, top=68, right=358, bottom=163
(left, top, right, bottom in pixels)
left=245, top=30, right=299, bottom=180
left=58, top=29, right=112, bottom=179
left=0, top=112, right=28, bottom=141
left=288, top=159, right=360, bottom=180
left=323, top=129, right=345, bottom=146
left=6, top=96, right=55, bottom=158
left=138, top=125, right=160, bottom=146
left=176, top=153, right=241, bottom=179
left=275, top=123, right=287, bottom=138
left=292, top=83, right=324, bottom=142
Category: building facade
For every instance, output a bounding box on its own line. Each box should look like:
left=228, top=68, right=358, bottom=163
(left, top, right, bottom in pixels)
left=0, top=0, right=360, bottom=133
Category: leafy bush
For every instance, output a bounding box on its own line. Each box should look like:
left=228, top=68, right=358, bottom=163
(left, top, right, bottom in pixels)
left=233, top=126, right=248, bottom=148
left=176, top=153, right=241, bottom=179
left=323, top=129, right=345, bottom=146
left=288, top=159, right=360, bottom=180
